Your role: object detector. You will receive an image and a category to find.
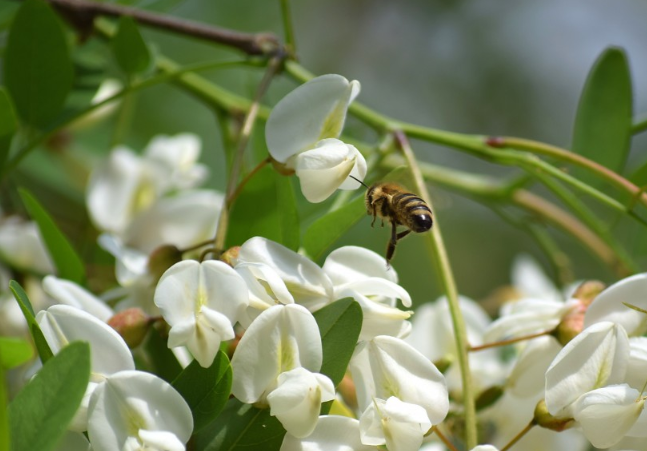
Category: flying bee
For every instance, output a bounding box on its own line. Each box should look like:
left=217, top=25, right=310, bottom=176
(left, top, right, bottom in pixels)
left=350, top=176, right=433, bottom=263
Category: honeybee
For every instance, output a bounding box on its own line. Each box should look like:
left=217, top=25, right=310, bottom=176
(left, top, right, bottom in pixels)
left=351, top=177, right=433, bottom=263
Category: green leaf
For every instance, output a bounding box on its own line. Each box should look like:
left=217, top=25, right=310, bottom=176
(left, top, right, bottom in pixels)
left=313, top=298, right=362, bottom=388
left=303, top=194, right=365, bottom=262
left=571, top=47, right=633, bottom=182
left=111, top=16, right=151, bottom=75
left=0, top=337, right=34, bottom=369
left=227, top=165, right=300, bottom=251
left=144, top=326, right=182, bottom=383
left=19, top=189, right=85, bottom=284
left=0, top=88, right=18, bottom=175
left=3, top=0, right=73, bottom=127
left=9, top=341, right=90, bottom=451
left=9, top=280, right=53, bottom=363
left=172, top=350, right=232, bottom=434
left=193, top=398, right=286, bottom=451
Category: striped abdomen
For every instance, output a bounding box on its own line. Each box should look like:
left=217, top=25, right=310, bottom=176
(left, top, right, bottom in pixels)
left=391, top=192, right=433, bottom=232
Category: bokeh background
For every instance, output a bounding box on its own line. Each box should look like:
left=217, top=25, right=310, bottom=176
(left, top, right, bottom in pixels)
left=16, top=0, right=647, bottom=307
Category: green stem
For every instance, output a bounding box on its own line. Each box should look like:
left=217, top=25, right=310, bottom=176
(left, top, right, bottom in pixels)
left=393, top=131, right=477, bottom=449
left=213, top=57, right=283, bottom=252
left=279, top=0, right=296, bottom=55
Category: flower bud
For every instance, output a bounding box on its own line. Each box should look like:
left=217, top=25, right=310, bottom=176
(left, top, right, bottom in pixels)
left=219, top=246, right=240, bottom=267
left=108, top=308, right=151, bottom=348
left=553, top=281, right=606, bottom=345
left=147, top=244, right=182, bottom=281
left=572, top=280, right=605, bottom=306
left=533, top=399, right=574, bottom=432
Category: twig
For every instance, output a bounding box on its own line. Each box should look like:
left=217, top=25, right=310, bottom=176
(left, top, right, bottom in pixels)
left=48, top=0, right=280, bottom=55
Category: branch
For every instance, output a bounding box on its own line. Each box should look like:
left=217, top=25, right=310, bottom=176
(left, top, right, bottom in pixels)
left=47, top=0, right=281, bottom=56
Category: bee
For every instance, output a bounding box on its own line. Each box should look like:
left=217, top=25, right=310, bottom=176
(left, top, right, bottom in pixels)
left=351, top=176, right=433, bottom=263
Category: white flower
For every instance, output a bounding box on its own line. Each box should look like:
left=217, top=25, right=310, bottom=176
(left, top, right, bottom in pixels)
left=324, top=246, right=413, bottom=340
left=265, top=74, right=365, bottom=203
left=231, top=304, right=323, bottom=404
left=235, top=237, right=334, bottom=312
left=42, top=275, right=114, bottom=322
left=545, top=321, right=630, bottom=418
left=154, top=260, right=249, bottom=368
left=266, top=74, right=360, bottom=164
left=280, top=416, right=377, bottom=451
left=350, top=335, right=449, bottom=426
left=87, top=135, right=208, bottom=235
left=359, top=397, right=431, bottom=451
left=267, top=367, right=335, bottom=438
left=584, top=273, right=647, bottom=336
left=572, top=384, right=645, bottom=449
left=88, top=370, right=193, bottom=451
left=292, top=138, right=366, bottom=203
left=36, top=305, right=135, bottom=431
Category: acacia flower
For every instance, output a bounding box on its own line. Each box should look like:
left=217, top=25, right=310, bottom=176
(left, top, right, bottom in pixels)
left=231, top=304, right=334, bottom=436
left=350, top=335, right=449, bottom=427
left=359, top=396, right=431, bottom=451
left=154, top=260, right=249, bottom=367
left=265, top=74, right=366, bottom=202
left=36, top=305, right=135, bottom=431
left=88, top=370, right=193, bottom=451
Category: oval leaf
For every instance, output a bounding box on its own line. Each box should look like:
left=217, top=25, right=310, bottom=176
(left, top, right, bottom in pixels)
left=9, top=341, right=90, bottom=451
left=111, top=16, right=151, bottom=75
left=172, top=350, right=233, bottom=433
left=9, top=280, right=53, bottom=363
left=0, top=88, right=18, bottom=175
left=571, top=47, right=633, bottom=182
left=3, top=0, right=73, bottom=127
left=19, top=189, right=85, bottom=284
left=193, top=398, right=285, bottom=451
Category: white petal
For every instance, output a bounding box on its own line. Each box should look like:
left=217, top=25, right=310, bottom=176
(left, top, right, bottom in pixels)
left=123, top=190, right=223, bottom=254
left=507, top=335, right=561, bottom=397
left=585, top=273, right=647, bottom=336
left=237, top=237, right=334, bottom=311
left=236, top=262, right=295, bottom=306
left=267, top=368, right=335, bottom=438
left=88, top=371, right=193, bottom=451
left=280, top=416, right=375, bottom=451
left=350, top=336, right=448, bottom=425
left=97, top=234, right=149, bottom=287
left=294, top=140, right=359, bottom=203
left=484, top=298, right=571, bottom=342
left=86, top=147, right=152, bottom=234
left=36, top=304, right=134, bottom=376
left=144, top=133, right=208, bottom=192
left=0, top=218, right=54, bottom=274
left=338, top=146, right=367, bottom=190
left=471, top=446, right=499, bottom=451
left=266, top=74, right=360, bottom=163
left=511, top=254, right=562, bottom=302
left=337, top=278, right=412, bottom=307
left=573, top=384, right=644, bottom=449
left=359, top=397, right=430, bottom=451
left=323, top=246, right=397, bottom=285
left=231, top=304, right=323, bottom=403
left=138, top=429, right=186, bottom=451
left=42, top=275, right=114, bottom=322
left=626, top=337, right=647, bottom=391
left=545, top=321, right=630, bottom=417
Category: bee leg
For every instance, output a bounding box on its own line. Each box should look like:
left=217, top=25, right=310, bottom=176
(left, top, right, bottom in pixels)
left=370, top=205, right=377, bottom=227
left=386, top=221, right=398, bottom=264
left=396, top=229, right=411, bottom=241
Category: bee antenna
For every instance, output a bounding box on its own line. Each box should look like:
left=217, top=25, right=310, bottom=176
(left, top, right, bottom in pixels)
left=349, top=175, right=369, bottom=189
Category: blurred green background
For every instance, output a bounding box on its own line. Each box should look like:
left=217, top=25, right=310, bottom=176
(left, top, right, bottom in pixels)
left=10, top=0, right=647, bottom=307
